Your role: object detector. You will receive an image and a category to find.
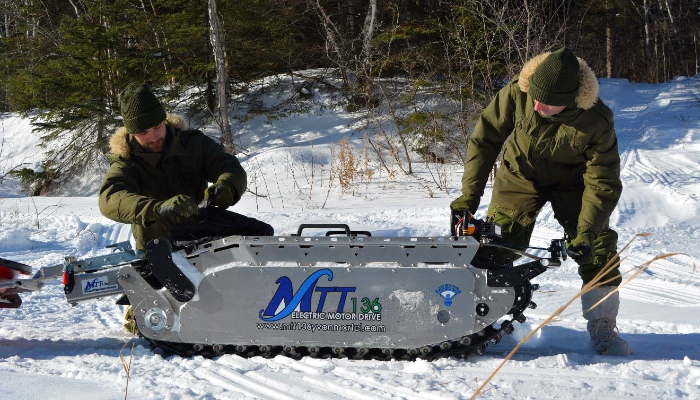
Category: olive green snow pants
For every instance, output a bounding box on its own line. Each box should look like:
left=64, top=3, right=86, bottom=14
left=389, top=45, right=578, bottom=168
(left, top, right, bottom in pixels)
left=487, top=167, right=621, bottom=286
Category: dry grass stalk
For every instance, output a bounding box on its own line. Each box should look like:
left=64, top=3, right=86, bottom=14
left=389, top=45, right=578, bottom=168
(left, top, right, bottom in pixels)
left=321, top=145, right=337, bottom=208
left=285, top=153, right=301, bottom=192
left=377, top=83, right=413, bottom=174
left=330, top=137, right=378, bottom=197
left=337, top=137, right=356, bottom=193
left=246, top=157, right=274, bottom=211
left=272, top=164, right=286, bottom=209
left=362, top=136, right=374, bottom=193
left=309, top=141, right=316, bottom=204
left=469, top=232, right=696, bottom=399
left=120, top=340, right=135, bottom=400
left=365, top=132, right=390, bottom=177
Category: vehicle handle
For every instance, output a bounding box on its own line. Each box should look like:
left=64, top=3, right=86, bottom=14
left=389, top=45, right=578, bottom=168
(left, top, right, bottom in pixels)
left=294, top=224, right=351, bottom=237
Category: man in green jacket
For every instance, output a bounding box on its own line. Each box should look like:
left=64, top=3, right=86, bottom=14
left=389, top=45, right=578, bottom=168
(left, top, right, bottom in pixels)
left=451, top=47, right=630, bottom=356
left=99, top=82, right=273, bottom=252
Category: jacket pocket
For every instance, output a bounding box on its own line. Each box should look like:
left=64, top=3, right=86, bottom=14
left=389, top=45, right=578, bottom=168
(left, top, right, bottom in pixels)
left=552, top=126, right=586, bottom=162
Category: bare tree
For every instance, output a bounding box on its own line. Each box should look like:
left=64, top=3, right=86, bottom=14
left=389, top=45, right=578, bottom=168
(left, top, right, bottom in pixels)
left=309, top=0, right=350, bottom=89
left=487, top=0, right=570, bottom=70
left=604, top=0, right=613, bottom=78
left=207, top=0, right=235, bottom=153
left=139, top=0, right=175, bottom=89
left=67, top=0, right=83, bottom=17
left=357, top=0, right=378, bottom=105
left=309, top=0, right=379, bottom=106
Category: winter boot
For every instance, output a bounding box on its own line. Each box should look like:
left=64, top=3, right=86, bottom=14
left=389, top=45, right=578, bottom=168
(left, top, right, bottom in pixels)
left=581, top=286, right=631, bottom=356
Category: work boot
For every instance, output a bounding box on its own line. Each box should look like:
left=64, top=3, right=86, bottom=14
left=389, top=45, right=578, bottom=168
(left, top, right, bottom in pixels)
left=123, top=306, right=139, bottom=335
left=581, top=286, right=631, bottom=356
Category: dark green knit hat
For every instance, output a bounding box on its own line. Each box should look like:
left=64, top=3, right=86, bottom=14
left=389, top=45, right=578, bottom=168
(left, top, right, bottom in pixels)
left=529, top=47, right=580, bottom=106
left=119, top=83, right=166, bottom=134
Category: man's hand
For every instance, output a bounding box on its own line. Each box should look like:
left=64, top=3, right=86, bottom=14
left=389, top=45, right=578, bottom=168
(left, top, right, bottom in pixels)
left=567, top=231, right=595, bottom=263
left=450, top=194, right=479, bottom=215
left=204, top=181, right=234, bottom=208
left=156, top=195, right=198, bottom=218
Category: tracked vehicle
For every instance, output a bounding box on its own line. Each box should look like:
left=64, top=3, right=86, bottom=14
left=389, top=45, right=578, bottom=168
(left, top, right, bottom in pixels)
left=0, top=214, right=566, bottom=360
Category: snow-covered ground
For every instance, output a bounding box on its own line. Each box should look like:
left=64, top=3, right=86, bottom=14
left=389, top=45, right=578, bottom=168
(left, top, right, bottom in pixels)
left=1, top=76, right=699, bottom=399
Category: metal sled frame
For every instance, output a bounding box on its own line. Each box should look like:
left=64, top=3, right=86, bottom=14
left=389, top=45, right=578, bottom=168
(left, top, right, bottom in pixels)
left=1, top=224, right=560, bottom=359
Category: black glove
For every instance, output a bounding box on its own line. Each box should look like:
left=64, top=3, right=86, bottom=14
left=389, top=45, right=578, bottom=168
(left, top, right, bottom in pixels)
left=156, top=195, right=198, bottom=218
left=450, top=194, right=479, bottom=214
left=567, top=231, right=594, bottom=263
left=203, top=181, right=234, bottom=208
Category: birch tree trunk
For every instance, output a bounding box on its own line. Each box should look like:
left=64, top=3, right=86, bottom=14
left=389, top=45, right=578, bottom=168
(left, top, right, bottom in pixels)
left=310, top=0, right=349, bottom=90
left=640, top=0, right=654, bottom=80
left=695, top=32, right=699, bottom=75
left=3, top=3, right=9, bottom=38
left=358, top=0, right=377, bottom=105
left=68, top=0, right=82, bottom=17
left=208, top=0, right=234, bottom=153
left=141, top=0, right=175, bottom=88
left=605, top=0, right=614, bottom=78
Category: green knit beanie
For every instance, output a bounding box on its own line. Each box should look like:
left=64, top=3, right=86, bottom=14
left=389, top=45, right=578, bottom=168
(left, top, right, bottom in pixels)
left=529, top=47, right=580, bottom=106
left=119, top=83, right=166, bottom=134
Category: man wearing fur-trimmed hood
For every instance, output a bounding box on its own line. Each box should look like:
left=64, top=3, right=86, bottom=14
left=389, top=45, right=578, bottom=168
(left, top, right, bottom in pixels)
left=450, top=47, right=630, bottom=356
left=99, top=83, right=273, bottom=253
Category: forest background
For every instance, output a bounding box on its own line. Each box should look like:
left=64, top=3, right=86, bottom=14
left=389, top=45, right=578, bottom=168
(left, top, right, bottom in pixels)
left=1, top=0, right=699, bottom=194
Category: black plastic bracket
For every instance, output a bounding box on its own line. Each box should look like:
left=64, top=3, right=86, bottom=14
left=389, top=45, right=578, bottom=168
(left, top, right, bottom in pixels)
left=145, top=238, right=195, bottom=302
left=486, top=260, right=548, bottom=288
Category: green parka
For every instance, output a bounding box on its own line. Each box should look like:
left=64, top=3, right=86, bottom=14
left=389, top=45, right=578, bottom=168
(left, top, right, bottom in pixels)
left=99, top=114, right=247, bottom=250
left=460, top=52, right=622, bottom=237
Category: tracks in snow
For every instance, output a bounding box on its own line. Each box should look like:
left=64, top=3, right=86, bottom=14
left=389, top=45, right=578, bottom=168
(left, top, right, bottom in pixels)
left=166, top=349, right=700, bottom=400
left=524, top=224, right=700, bottom=308
left=620, top=147, right=699, bottom=200
left=192, top=355, right=454, bottom=400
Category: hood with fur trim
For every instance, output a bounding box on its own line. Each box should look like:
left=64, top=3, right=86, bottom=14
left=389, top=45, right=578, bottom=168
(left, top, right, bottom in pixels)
left=517, top=51, right=599, bottom=110
left=108, top=114, right=187, bottom=159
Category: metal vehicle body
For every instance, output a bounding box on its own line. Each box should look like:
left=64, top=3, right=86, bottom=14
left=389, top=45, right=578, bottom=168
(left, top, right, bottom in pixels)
left=1, top=221, right=565, bottom=360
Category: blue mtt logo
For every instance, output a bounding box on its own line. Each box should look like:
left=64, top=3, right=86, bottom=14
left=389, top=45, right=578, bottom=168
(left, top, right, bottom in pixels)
left=259, top=269, right=356, bottom=321
left=436, top=283, right=461, bottom=306
left=84, top=278, right=103, bottom=292
left=81, top=276, right=118, bottom=294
